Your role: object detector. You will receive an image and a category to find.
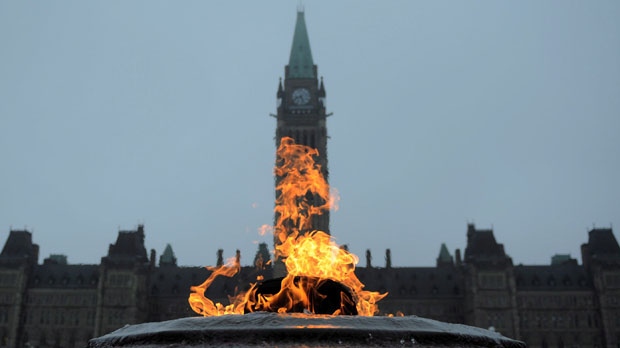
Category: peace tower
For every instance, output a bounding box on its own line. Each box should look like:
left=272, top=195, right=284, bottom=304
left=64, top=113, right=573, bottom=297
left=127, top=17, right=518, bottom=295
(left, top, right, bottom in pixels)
left=274, top=10, right=330, bottom=238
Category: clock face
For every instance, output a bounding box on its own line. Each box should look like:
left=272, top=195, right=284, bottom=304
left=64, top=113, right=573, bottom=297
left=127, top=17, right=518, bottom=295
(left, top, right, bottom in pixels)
left=292, top=88, right=311, bottom=105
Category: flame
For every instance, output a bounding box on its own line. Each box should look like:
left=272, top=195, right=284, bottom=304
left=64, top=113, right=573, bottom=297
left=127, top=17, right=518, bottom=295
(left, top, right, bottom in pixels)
left=189, top=137, right=386, bottom=316
left=188, top=257, right=241, bottom=315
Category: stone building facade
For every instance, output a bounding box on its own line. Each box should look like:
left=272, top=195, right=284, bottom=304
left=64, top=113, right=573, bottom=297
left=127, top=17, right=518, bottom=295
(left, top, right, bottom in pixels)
left=0, top=223, right=618, bottom=347
left=2, top=9, right=615, bottom=348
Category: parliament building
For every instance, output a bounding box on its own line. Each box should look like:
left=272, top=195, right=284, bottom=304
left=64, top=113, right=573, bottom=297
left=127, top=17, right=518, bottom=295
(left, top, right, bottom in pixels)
left=1, top=224, right=619, bottom=347
left=2, top=10, right=617, bottom=348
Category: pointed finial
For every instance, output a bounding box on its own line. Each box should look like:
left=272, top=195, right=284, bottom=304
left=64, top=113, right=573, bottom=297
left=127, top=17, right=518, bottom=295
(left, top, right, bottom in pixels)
left=298, top=0, right=304, bottom=13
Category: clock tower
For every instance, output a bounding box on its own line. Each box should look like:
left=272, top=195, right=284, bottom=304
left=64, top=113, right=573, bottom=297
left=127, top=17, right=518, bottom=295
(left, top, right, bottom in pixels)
left=274, top=10, right=330, bottom=238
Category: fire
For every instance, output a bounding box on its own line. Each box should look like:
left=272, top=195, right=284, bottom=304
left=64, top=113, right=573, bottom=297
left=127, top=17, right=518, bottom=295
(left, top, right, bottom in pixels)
left=188, top=137, right=386, bottom=316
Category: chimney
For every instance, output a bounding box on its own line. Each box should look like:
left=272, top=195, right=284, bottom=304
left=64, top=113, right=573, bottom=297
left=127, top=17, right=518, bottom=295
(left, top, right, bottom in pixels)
left=150, top=249, right=156, bottom=267
left=217, top=249, right=224, bottom=267
left=366, top=249, right=372, bottom=268
left=385, top=249, right=392, bottom=269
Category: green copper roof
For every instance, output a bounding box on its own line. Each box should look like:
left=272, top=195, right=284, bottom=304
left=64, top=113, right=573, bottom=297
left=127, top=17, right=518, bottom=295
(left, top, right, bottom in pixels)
left=551, top=254, right=572, bottom=265
left=288, top=11, right=315, bottom=79
left=159, top=243, right=177, bottom=266
left=438, top=243, right=453, bottom=262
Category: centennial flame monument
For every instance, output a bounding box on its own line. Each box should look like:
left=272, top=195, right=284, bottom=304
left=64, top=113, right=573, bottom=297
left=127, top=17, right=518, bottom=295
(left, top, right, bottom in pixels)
left=89, top=9, right=525, bottom=348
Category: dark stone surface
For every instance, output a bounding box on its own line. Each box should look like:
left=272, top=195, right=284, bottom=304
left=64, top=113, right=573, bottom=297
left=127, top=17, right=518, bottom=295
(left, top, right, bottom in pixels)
left=89, top=313, right=526, bottom=348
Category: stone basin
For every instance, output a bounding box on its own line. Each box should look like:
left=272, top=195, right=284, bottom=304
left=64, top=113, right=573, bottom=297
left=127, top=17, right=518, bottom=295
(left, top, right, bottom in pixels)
left=88, top=312, right=526, bottom=347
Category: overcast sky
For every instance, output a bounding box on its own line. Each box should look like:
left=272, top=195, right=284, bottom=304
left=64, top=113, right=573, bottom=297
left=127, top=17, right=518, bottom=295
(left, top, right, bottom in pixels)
left=1, top=1, right=618, bottom=268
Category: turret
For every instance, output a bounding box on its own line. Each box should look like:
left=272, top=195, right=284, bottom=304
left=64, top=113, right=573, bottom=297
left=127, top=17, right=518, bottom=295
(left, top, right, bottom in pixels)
left=159, top=244, right=177, bottom=267
left=464, top=224, right=512, bottom=266
left=101, top=224, right=148, bottom=267
left=0, top=230, right=39, bottom=267
left=437, top=243, right=454, bottom=267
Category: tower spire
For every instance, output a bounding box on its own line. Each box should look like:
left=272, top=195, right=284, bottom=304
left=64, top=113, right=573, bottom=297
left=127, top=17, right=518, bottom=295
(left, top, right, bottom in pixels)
left=288, top=10, right=315, bottom=79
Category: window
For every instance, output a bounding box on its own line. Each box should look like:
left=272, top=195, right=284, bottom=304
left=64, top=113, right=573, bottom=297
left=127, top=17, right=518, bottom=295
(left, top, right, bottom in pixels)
left=478, top=273, right=506, bottom=289
left=107, top=273, right=133, bottom=287
left=574, top=314, right=580, bottom=328
left=605, top=273, right=620, bottom=288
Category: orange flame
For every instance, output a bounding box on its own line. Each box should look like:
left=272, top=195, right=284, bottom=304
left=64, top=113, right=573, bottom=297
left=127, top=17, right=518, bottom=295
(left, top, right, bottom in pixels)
left=188, top=137, right=386, bottom=316
left=188, top=257, right=241, bottom=315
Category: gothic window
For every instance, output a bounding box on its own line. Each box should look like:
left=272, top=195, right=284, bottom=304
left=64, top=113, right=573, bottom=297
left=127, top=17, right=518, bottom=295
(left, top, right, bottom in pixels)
left=21, top=332, right=28, bottom=347
left=479, top=273, right=505, bottom=289
left=40, top=331, right=47, bottom=346
left=557, top=314, right=564, bottom=328
left=521, top=314, right=529, bottom=328
left=574, top=314, right=580, bottom=328
left=605, top=273, right=620, bottom=288
left=0, top=274, right=17, bottom=286
left=562, top=275, right=572, bottom=286
left=68, top=331, right=76, bottom=347
left=108, top=273, right=133, bottom=287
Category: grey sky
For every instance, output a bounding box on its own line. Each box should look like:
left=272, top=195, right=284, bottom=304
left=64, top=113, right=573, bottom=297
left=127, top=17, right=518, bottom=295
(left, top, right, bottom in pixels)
left=1, top=1, right=618, bottom=267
